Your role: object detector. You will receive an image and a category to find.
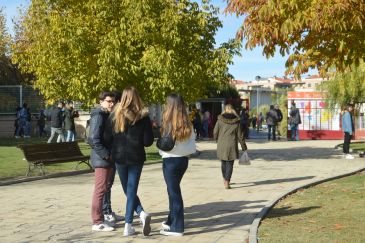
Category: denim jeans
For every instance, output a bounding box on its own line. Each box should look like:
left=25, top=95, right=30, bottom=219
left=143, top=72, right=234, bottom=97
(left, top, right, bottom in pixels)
left=48, top=127, right=65, bottom=143
left=115, top=163, right=144, bottom=224
left=291, top=124, right=299, bottom=141
left=102, top=167, right=116, bottom=215
left=162, top=157, right=189, bottom=233
left=66, top=130, right=76, bottom=142
left=268, top=125, right=276, bottom=140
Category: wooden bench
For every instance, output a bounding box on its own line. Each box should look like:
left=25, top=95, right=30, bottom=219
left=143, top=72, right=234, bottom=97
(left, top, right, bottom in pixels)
left=18, top=142, right=91, bottom=176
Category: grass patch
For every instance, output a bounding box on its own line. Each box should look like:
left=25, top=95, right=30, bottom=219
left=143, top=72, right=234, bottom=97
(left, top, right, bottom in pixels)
left=337, top=142, right=365, bottom=152
left=0, top=137, right=161, bottom=181
left=259, top=172, right=365, bottom=242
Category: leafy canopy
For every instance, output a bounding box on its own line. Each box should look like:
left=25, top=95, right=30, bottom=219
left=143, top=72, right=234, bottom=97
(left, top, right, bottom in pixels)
left=320, top=62, right=365, bottom=109
left=12, top=0, right=238, bottom=107
left=225, top=0, right=365, bottom=77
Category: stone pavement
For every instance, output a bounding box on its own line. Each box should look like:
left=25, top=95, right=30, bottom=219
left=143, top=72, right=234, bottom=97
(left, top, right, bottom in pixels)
left=0, top=139, right=364, bottom=242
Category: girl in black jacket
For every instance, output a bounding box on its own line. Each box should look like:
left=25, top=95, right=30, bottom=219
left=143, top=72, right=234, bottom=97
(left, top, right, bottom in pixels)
left=105, top=86, right=154, bottom=237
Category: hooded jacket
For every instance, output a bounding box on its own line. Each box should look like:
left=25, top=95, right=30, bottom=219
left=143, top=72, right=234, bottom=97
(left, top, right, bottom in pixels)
left=213, top=113, right=247, bottom=161
left=104, top=109, right=154, bottom=165
left=88, top=107, right=113, bottom=168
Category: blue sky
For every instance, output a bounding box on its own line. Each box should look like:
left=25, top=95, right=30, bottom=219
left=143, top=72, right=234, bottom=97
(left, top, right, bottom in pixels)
left=0, top=0, right=315, bottom=81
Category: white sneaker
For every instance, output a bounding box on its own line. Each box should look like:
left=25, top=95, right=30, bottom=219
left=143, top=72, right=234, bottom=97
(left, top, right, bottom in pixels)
left=139, top=211, right=151, bottom=236
left=123, top=223, right=136, bottom=236
left=161, top=221, right=170, bottom=230
left=92, top=223, right=114, bottom=232
left=160, top=229, right=183, bottom=236
left=345, top=154, right=354, bottom=159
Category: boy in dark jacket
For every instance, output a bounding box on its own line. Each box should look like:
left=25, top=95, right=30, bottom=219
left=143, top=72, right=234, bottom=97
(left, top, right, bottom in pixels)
left=266, top=105, right=278, bottom=141
left=89, top=91, right=116, bottom=232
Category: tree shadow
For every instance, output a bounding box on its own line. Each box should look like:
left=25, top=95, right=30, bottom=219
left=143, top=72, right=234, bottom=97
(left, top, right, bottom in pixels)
left=150, top=200, right=267, bottom=236
left=264, top=205, right=321, bottom=219
left=198, top=146, right=341, bottom=162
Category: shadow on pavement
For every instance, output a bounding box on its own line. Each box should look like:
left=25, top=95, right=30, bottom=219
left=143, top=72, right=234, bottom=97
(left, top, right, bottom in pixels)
left=198, top=146, right=340, bottom=161
left=230, top=176, right=315, bottom=188
left=151, top=200, right=267, bottom=236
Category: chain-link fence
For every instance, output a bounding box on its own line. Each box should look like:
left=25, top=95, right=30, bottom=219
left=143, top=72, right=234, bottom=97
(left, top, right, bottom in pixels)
left=0, top=85, right=46, bottom=114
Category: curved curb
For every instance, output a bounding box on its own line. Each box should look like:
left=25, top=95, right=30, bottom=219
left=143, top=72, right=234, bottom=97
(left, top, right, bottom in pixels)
left=249, top=166, right=365, bottom=243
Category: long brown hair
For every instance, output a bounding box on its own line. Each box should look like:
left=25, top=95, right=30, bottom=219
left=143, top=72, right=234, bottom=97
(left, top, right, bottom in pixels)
left=113, top=86, right=144, bottom=133
left=161, top=93, right=192, bottom=141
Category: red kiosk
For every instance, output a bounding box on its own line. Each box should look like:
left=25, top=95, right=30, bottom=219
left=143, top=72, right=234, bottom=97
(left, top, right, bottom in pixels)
left=288, top=91, right=343, bottom=140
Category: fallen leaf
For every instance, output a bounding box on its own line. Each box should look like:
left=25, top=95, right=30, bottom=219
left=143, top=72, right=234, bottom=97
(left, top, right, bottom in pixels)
left=334, top=224, right=345, bottom=230
left=308, top=220, right=316, bottom=223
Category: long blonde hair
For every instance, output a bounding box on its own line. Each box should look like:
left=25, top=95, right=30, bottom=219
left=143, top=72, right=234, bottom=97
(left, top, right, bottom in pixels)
left=113, top=86, right=144, bottom=133
left=223, top=104, right=238, bottom=116
left=161, top=93, right=192, bottom=141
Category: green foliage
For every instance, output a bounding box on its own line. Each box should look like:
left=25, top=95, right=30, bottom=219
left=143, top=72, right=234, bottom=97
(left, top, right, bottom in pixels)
left=206, top=83, right=240, bottom=99
left=226, top=0, right=365, bottom=78
left=12, top=0, right=238, bottom=107
left=320, top=62, right=365, bottom=110
left=271, top=91, right=288, bottom=135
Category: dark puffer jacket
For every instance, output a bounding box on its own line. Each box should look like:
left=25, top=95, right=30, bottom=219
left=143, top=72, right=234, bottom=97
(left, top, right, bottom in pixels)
left=213, top=113, right=247, bottom=161
left=88, top=108, right=113, bottom=168
left=50, top=107, right=63, bottom=128
left=104, top=110, right=154, bottom=165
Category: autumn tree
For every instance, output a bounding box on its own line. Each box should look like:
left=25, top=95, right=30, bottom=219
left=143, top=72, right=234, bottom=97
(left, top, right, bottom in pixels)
left=225, top=0, right=365, bottom=77
left=12, top=0, right=238, bottom=106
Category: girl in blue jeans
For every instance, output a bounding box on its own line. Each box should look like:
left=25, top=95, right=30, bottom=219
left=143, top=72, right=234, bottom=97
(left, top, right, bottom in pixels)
left=104, top=86, right=154, bottom=237
left=158, top=93, right=196, bottom=236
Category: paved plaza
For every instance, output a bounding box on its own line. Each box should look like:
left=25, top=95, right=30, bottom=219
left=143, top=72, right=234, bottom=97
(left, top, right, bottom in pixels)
left=0, top=139, right=364, bottom=242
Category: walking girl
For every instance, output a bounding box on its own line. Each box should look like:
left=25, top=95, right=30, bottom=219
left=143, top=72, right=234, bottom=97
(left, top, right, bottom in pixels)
left=105, top=86, right=154, bottom=236
left=159, top=93, right=196, bottom=236
left=213, top=104, right=247, bottom=189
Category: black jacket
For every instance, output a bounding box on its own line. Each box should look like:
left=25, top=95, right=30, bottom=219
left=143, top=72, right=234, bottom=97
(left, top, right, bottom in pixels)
left=88, top=108, right=113, bottom=168
left=105, top=111, right=154, bottom=165
left=64, top=108, right=76, bottom=130
left=50, top=107, right=64, bottom=128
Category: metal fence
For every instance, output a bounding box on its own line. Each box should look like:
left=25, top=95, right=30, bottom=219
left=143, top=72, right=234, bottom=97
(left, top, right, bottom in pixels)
left=0, top=85, right=45, bottom=114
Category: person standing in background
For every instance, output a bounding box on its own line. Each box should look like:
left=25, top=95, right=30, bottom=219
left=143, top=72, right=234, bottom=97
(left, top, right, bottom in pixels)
left=289, top=102, right=301, bottom=141
left=37, top=110, right=47, bottom=137
left=274, top=104, right=283, bottom=140
left=266, top=105, right=278, bottom=141
left=342, top=104, right=355, bottom=159
left=47, top=101, right=65, bottom=143
left=64, top=101, right=79, bottom=142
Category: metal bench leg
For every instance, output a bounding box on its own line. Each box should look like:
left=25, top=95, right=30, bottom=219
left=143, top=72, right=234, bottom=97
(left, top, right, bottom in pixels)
left=36, top=163, right=46, bottom=175
left=75, top=160, right=92, bottom=170
left=26, top=162, right=34, bottom=176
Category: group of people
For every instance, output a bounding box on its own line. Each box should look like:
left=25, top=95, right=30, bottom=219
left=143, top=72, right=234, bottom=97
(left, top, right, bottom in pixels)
left=191, top=108, right=212, bottom=140
left=47, top=101, right=79, bottom=143
left=265, top=104, right=284, bottom=141
left=88, top=87, right=196, bottom=237
left=14, top=103, right=32, bottom=138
